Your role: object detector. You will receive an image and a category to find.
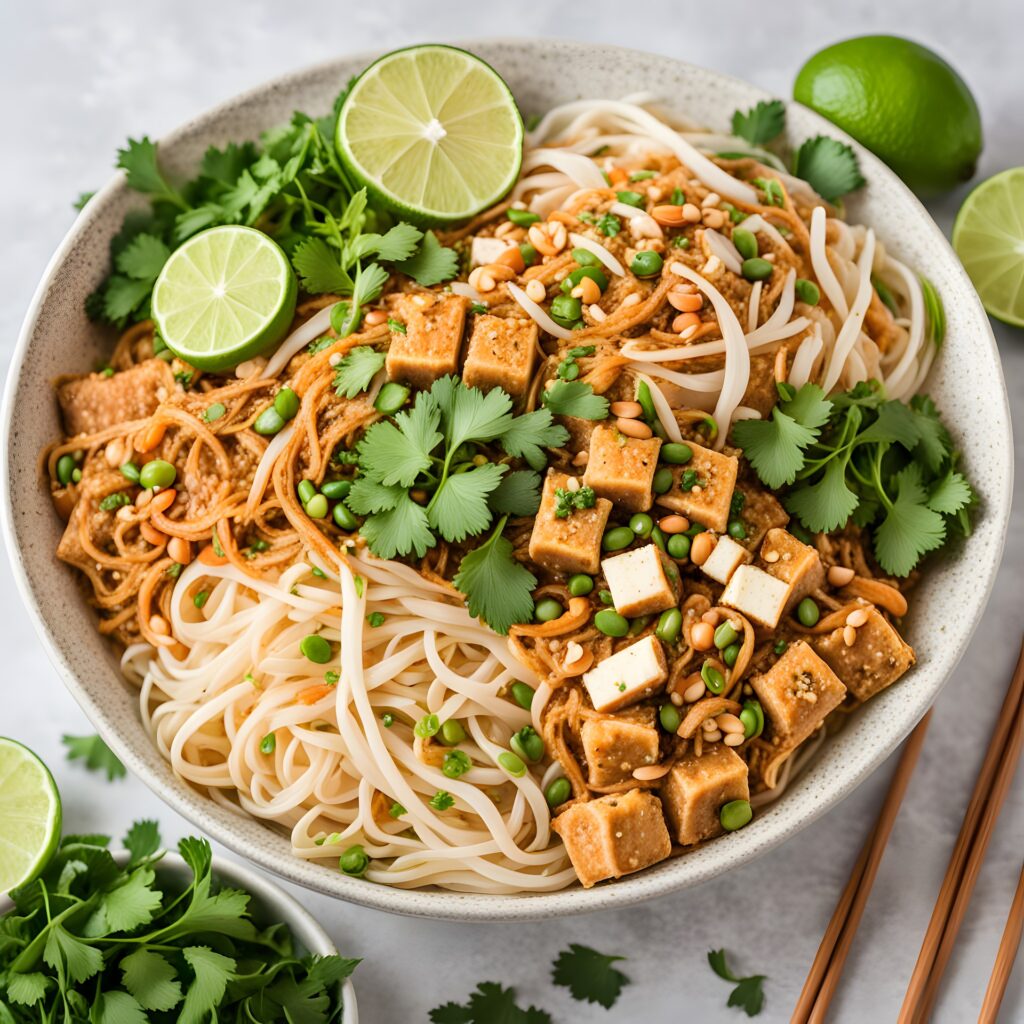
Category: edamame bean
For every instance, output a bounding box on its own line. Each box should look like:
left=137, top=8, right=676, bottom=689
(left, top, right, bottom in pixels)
left=510, top=726, right=544, bottom=763
left=652, top=466, right=674, bottom=494
left=508, top=208, right=541, bottom=227
left=510, top=681, right=535, bottom=710
left=300, top=634, right=332, bottom=663
left=339, top=845, right=369, bottom=875
left=297, top=479, right=317, bottom=505
left=440, top=719, right=466, bottom=746
left=321, top=479, right=352, bottom=499
left=545, top=777, right=571, bottom=807
left=732, top=228, right=758, bottom=260
left=723, top=642, right=741, bottom=668
left=728, top=520, right=747, bottom=540
left=629, top=513, right=654, bottom=538
left=273, top=387, right=300, bottom=421
left=602, top=526, right=635, bottom=552
left=534, top=597, right=564, bottom=623
left=374, top=382, right=410, bottom=415
left=139, top=460, right=176, bottom=490
left=797, top=597, right=820, bottom=627
left=655, top=608, right=683, bottom=643
left=568, top=574, right=594, bottom=597
left=741, top=257, right=773, bottom=281
left=595, top=609, right=629, bottom=637
left=701, top=662, right=726, bottom=694
left=667, top=534, right=691, bottom=560
left=714, top=621, right=739, bottom=649
left=720, top=799, right=753, bottom=832
left=659, top=703, right=682, bottom=733
left=305, top=494, right=328, bottom=519
left=740, top=700, right=765, bottom=739
left=795, top=278, right=820, bottom=305
left=56, top=454, right=76, bottom=485
left=332, top=502, right=358, bottom=530
left=119, top=462, right=141, bottom=484
left=631, top=250, right=663, bottom=278
left=253, top=406, right=285, bottom=435
left=498, top=751, right=527, bottom=777
left=661, top=442, right=693, bottom=465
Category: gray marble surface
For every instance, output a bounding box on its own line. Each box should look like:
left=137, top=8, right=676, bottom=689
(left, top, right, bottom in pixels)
left=2, top=1, right=1022, bottom=1020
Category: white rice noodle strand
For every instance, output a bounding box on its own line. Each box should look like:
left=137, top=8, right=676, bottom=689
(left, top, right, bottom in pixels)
left=632, top=371, right=684, bottom=442
left=821, top=230, right=876, bottom=394
left=810, top=206, right=849, bottom=321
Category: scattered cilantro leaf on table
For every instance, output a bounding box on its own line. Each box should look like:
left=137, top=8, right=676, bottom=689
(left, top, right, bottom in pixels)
left=429, top=982, right=552, bottom=1024
left=792, top=136, right=865, bottom=203
left=708, top=949, right=766, bottom=1017
left=551, top=943, right=630, bottom=1008
left=61, top=733, right=126, bottom=781
left=731, top=99, right=786, bottom=145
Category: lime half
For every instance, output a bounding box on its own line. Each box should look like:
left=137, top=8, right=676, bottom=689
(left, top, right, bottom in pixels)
left=953, top=168, right=1024, bottom=328
left=337, top=45, right=523, bottom=224
left=152, top=225, right=297, bottom=371
left=0, top=738, right=61, bottom=895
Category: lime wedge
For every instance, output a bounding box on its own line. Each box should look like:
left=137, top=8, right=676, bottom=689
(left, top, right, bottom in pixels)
left=337, top=45, right=523, bottom=224
left=152, top=225, right=297, bottom=371
left=952, top=167, right=1024, bottom=327
left=0, top=738, right=61, bottom=895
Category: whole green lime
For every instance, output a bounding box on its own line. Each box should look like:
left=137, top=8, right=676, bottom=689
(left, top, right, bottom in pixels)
left=794, top=36, right=982, bottom=195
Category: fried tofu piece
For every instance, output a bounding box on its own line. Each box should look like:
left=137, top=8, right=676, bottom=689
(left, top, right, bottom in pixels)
left=601, top=544, right=680, bottom=617
left=735, top=486, right=789, bottom=550
left=462, top=314, right=538, bottom=397
left=654, top=442, right=738, bottom=532
left=741, top=351, right=786, bottom=417
left=57, top=359, right=175, bottom=437
left=582, top=635, right=668, bottom=713
left=760, top=528, right=825, bottom=612
left=700, top=534, right=750, bottom=585
left=385, top=292, right=468, bottom=387
left=528, top=470, right=612, bottom=575
left=582, top=423, right=661, bottom=512
left=581, top=716, right=661, bottom=787
left=814, top=608, right=915, bottom=702
left=552, top=789, right=672, bottom=887
left=660, top=744, right=750, bottom=846
left=751, top=641, right=846, bottom=748
left=720, top=564, right=791, bottom=629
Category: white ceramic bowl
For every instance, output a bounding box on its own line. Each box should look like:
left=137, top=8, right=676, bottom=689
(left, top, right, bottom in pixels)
left=1, top=40, right=1012, bottom=921
left=0, top=851, right=358, bottom=1022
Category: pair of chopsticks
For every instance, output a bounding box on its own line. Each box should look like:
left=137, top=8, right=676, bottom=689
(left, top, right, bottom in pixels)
left=793, top=637, right=1024, bottom=1023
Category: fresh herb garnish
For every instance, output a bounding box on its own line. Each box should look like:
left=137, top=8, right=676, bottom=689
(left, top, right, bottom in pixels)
left=541, top=380, right=610, bottom=420
left=98, top=492, right=132, bottom=512
left=553, top=485, right=597, bottom=518
left=429, top=790, right=455, bottom=811
left=596, top=212, right=621, bottom=237
left=61, top=733, right=126, bottom=780
left=731, top=99, right=786, bottom=145
left=708, top=949, right=766, bottom=1017
left=333, top=346, right=386, bottom=398
left=430, top=982, right=551, bottom=1024
left=751, top=176, right=785, bottom=207
left=792, top=136, right=866, bottom=203
left=551, top=944, right=629, bottom=1009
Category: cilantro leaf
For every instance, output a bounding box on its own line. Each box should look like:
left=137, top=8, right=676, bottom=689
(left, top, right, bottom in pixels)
left=114, top=233, right=169, bottom=281
left=178, top=946, right=236, bottom=1024
left=488, top=470, right=542, bottom=516
left=357, top=394, right=442, bottom=486
left=551, top=944, right=629, bottom=1009
left=429, top=982, right=552, bottom=1024
left=440, top=377, right=514, bottom=449
left=873, top=466, right=947, bottom=576
left=358, top=492, right=435, bottom=559
left=200, top=140, right=259, bottom=186
left=292, top=237, right=352, bottom=294
left=345, top=478, right=405, bottom=515
left=908, top=395, right=951, bottom=473
left=354, top=222, right=423, bottom=262
left=734, top=408, right=817, bottom=489
left=74, top=191, right=95, bottom=212
left=395, top=230, right=459, bottom=286
left=89, top=865, right=163, bottom=934
left=428, top=463, right=507, bottom=543
left=123, top=819, right=161, bottom=864
left=708, top=949, right=766, bottom=1017
left=731, top=99, right=786, bottom=145
left=785, top=456, right=859, bottom=532
left=498, top=408, right=569, bottom=470
left=62, top=733, right=126, bottom=781
left=6, top=973, right=50, bottom=1006
left=793, top=136, right=865, bottom=203
left=353, top=261, right=389, bottom=307
left=43, top=925, right=103, bottom=985
left=857, top=400, right=921, bottom=450
left=541, top=380, right=610, bottom=419
left=927, top=470, right=973, bottom=515
left=95, top=990, right=147, bottom=1024
left=100, top=276, right=154, bottom=325
left=121, top=949, right=183, bottom=1011
left=116, top=137, right=185, bottom=208
left=453, top=518, right=537, bottom=635
left=333, top=346, right=386, bottom=398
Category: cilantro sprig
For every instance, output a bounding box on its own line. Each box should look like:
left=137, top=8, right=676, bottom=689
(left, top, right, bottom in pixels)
left=708, top=949, right=767, bottom=1017
left=792, top=136, right=866, bottom=203
left=551, top=944, right=630, bottom=1008
left=731, top=99, right=786, bottom=146
left=61, top=733, right=126, bottom=781
left=430, top=982, right=551, bottom=1024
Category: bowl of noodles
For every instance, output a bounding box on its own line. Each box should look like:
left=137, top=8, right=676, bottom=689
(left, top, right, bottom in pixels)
left=1, top=41, right=1011, bottom=920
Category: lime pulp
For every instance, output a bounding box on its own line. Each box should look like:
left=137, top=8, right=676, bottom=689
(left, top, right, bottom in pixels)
left=0, top=738, right=61, bottom=895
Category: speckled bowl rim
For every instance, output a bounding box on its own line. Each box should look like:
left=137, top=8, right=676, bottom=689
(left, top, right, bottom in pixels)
left=1, top=39, right=1012, bottom=922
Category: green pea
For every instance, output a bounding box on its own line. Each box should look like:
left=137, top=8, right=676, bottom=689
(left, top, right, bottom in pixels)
left=732, top=228, right=758, bottom=260
left=119, top=462, right=141, bottom=484
left=630, top=250, right=663, bottom=278
left=568, top=265, right=609, bottom=291
left=440, top=719, right=466, bottom=746
left=595, top=609, right=629, bottom=637
left=498, top=751, right=527, bottom=777
left=321, top=479, right=352, bottom=499
left=508, top=208, right=541, bottom=227
left=254, top=406, right=285, bottom=435
left=598, top=589, right=614, bottom=605
left=550, top=294, right=582, bottom=327
left=650, top=526, right=667, bottom=553
left=511, top=726, right=544, bottom=764
left=661, top=442, right=693, bottom=465
left=602, top=526, right=635, bottom=552
left=659, top=703, right=682, bottom=733
left=297, top=479, right=317, bottom=505
left=629, top=513, right=654, bottom=538
left=545, top=777, right=571, bottom=807
left=655, top=608, right=683, bottom=644
left=652, top=466, right=674, bottom=494
left=300, top=634, right=332, bottom=663
left=795, top=278, right=820, bottom=305
left=374, top=382, right=410, bottom=415
left=667, top=534, right=691, bottom=560
left=139, top=459, right=177, bottom=490
left=571, top=247, right=600, bottom=267
left=701, top=661, right=726, bottom=695
left=720, top=799, right=753, bottom=832
left=797, top=597, right=820, bottom=627
left=636, top=379, right=657, bottom=424
left=723, top=643, right=741, bottom=668
left=740, top=700, right=765, bottom=740
left=568, top=574, right=594, bottom=597
left=332, top=502, right=358, bottom=530
left=519, top=242, right=539, bottom=266
left=339, top=844, right=369, bottom=876
left=71, top=468, right=82, bottom=483
left=714, top=621, right=739, bottom=649
left=534, top=597, right=564, bottom=623
left=741, top=257, right=773, bottom=281
left=305, top=494, right=328, bottom=519
left=273, top=387, right=300, bottom=421
left=510, top=681, right=535, bottom=710
left=414, top=713, right=440, bottom=738
left=728, top=520, right=747, bottom=540
left=56, top=454, right=77, bottom=485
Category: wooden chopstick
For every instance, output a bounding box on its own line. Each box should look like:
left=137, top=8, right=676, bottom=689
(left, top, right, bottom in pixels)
left=792, top=711, right=933, bottom=1024
left=898, top=637, right=1024, bottom=1023
left=978, top=861, right=1024, bottom=1024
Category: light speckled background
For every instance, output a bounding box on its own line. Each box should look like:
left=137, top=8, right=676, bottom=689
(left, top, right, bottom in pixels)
left=1, top=1, right=1022, bottom=1020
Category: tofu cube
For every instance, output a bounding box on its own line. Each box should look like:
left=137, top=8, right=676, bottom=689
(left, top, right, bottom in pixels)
left=760, top=528, right=825, bottom=611
left=660, top=744, right=750, bottom=846
left=462, top=315, right=538, bottom=397
left=552, top=788, right=672, bottom=888
left=582, top=423, right=661, bottom=512
left=814, top=608, right=915, bottom=702
left=470, top=236, right=508, bottom=267
left=601, top=544, right=679, bottom=617
left=582, top=635, right=668, bottom=713
left=700, top=534, right=750, bottom=585
left=528, top=471, right=612, bottom=575
left=581, top=716, right=661, bottom=787
left=751, top=641, right=846, bottom=748
left=734, top=486, right=789, bottom=550
left=720, top=564, right=791, bottom=629
left=385, top=292, right=468, bottom=388
left=654, top=442, right=738, bottom=532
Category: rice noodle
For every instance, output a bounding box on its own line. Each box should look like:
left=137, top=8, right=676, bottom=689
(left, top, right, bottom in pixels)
left=704, top=229, right=743, bottom=276
left=262, top=304, right=336, bottom=380
left=810, top=206, right=849, bottom=320
left=632, top=371, right=684, bottom=442
left=821, top=230, right=876, bottom=393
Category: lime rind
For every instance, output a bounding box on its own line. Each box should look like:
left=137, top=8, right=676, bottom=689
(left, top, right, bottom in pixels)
left=0, top=738, right=62, bottom=895
left=953, top=167, right=1024, bottom=328
left=337, top=44, right=524, bottom=225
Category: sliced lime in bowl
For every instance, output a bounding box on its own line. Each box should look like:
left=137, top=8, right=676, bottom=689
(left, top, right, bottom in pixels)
left=152, top=224, right=297, bottom=371
left=0, top=738, right=61, bottom=895
left=337, top=44, right=524, bottom=225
